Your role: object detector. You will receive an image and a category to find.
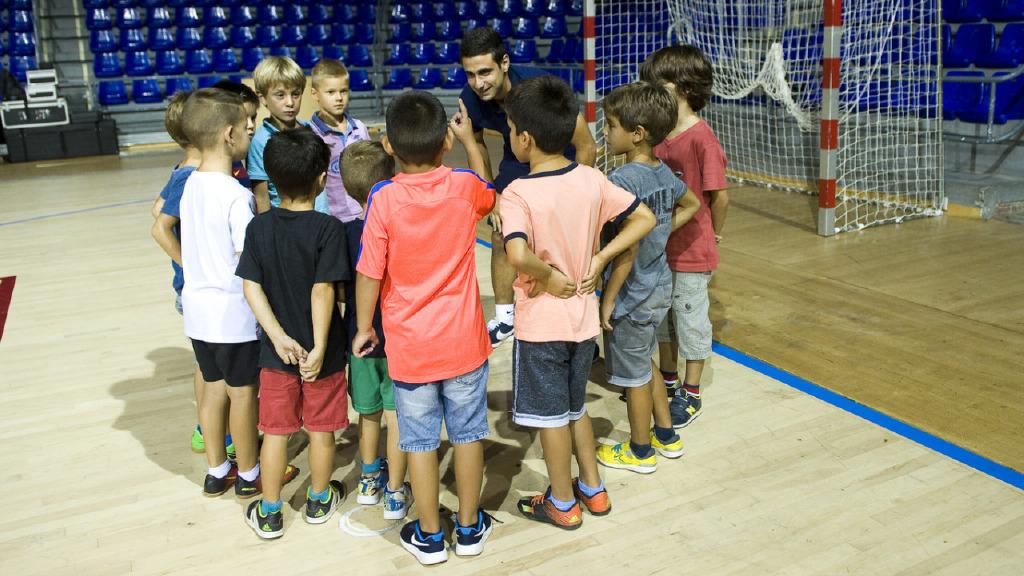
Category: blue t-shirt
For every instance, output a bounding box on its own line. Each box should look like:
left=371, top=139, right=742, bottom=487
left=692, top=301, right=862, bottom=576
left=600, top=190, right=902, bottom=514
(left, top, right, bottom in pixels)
left=460, top=66, right=577, bottom=192
left=158, top=165, right=197, bottom=295
left=247, top=118, right=330, bottom=213
left=342, top=218, right=386, bottom=358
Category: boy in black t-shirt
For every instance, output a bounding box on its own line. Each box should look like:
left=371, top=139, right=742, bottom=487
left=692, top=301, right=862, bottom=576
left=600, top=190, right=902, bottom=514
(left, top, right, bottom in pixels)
left=236, top=128, right=351, bottom=539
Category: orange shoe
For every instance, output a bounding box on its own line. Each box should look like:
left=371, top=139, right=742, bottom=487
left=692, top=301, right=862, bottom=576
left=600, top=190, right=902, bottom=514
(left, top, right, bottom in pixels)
left=572, top=478, right=611, bottom=516
left=517, top=488, right=582, bottom=530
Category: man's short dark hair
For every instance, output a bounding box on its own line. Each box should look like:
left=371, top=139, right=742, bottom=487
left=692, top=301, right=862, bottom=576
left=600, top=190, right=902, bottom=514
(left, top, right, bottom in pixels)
left=264, top=127, right=331, bottom=200
left=602, top=82, right=679, bottom=146
left=385, top=91, right=448, bottom=165
left=640, top=45, right=714, bottom=112
left=341, top=140, right=396, bottom=205
left=505, top=75, right=578, bottom=154
left=211, top=79, right=259, bottom=108
left=459, top=26, right=507, bottom=64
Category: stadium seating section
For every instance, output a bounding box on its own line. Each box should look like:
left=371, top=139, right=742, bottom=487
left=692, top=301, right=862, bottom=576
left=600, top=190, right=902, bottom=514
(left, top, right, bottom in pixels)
left=1, top=1, right=39, bottom=89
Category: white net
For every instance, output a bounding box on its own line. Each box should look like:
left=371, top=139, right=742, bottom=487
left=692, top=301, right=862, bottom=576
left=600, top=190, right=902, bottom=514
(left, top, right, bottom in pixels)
left=593, top=0, right=944, bottom=233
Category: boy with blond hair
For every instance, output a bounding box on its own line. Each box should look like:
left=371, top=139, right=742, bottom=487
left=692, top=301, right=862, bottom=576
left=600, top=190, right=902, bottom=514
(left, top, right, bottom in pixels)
left=309, top=59, right=371, bottom=222
left=500, top=76, right=656, bottom=529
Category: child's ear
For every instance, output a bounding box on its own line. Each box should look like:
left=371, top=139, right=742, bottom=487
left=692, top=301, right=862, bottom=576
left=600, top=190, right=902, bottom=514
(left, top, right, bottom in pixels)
left=442, top=128, right=454, bottom=154
left=317, top=171, right=328, bottom=192
left=381, top=135, right=396, bottom=157
left=633, top=125, right=647, bottom=145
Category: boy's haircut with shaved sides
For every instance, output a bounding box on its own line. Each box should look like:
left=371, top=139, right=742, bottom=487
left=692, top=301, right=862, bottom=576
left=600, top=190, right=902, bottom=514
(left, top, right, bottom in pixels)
left=384, top=90, right=448, bottom=165
left=263, top=127, right=331, bottom=201
left=211, top=79, right=259, bottom=108
left=181, top=88, right=246, bottom=151
left=602, top=82, right=679, bottom=146
left=639, top=45, right=714, bottom=113
left=459, top=26, right=507, bottom=63
left=165, top=90, right=193, bottom=147
left=310, top=58, right=349, bottom=89
left=504, top=75, right=578, bottom=154
left=341, top=141, right=396, bottom=205
left=252, top=55, right=306, bottom=95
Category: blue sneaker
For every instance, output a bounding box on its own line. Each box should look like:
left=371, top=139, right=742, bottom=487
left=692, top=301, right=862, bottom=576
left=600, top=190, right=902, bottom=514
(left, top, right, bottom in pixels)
left=356, top=461, right=389, bottom=505
left=383, top=482, right=412, bottom=520
left=399, top=520, right=448, bottom=565
left=670, top=393, right=703, bottom=429
left=453, top=508, right=494, bottom=557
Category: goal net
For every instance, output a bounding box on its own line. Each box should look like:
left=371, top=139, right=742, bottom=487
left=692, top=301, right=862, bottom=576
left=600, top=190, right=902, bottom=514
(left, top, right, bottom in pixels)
left=589, top=0, right=944, bottom=234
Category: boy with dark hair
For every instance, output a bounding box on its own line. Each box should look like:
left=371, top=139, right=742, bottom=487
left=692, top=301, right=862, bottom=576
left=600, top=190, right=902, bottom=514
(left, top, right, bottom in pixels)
left=352, top=91, right=495, bottom=565
left=595, top=82, right=700, bottom=474
left=499, top=76, right=657, bottom=528
left=640, top=45, right=730, bottom=428
left=338, top=140, right=411, bottom=520
left=459, top=26, right=597, bottom=348
left=236, top=127, right=351, bottom=539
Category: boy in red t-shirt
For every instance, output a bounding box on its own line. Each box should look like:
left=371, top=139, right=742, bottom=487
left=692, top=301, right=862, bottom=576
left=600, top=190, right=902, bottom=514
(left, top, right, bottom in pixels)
left=640, top=45, right=729, bottom=428
left=352, top=91, right=495, bottom=566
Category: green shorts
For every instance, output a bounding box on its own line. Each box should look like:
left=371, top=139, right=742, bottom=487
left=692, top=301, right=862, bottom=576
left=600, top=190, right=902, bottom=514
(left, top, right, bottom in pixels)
left=348, top=355, right=395, bottom=414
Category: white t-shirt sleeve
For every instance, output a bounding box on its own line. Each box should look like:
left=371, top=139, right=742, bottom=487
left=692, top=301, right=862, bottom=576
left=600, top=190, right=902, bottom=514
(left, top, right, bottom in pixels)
left=229, top=193, right=255, bottom=253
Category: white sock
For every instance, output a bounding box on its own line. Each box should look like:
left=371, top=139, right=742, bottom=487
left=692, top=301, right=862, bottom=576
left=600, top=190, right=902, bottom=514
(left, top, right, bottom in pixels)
left=496, top=304, right=514, bottom=325
left=208, top=459, right=232, bottom=478
left=238, top=463, right=260, bottom=482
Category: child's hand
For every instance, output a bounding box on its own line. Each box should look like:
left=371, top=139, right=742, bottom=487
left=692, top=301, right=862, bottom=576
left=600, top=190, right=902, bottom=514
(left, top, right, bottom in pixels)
left=529, top=266, right=575, bottom=298
left=273, top=335, right=308, bottom=366
left=600, top=296, right=615, bottom=331
left=448, top=99, right=475, bottom=142
left=490, top=209, right=503, bottom=234
left=299, top=347, right=324, bottom=382
left=352, top=328, right=379, bottom=358
left=579, top=253, right=607, bottom=295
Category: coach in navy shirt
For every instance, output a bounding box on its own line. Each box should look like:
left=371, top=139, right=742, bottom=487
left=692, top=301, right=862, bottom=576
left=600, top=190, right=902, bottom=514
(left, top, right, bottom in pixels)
left=458, top=26, right=597, bottom=347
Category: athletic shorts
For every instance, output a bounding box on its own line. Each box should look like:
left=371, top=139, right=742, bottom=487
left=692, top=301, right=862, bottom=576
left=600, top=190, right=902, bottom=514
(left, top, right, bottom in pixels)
left=191, top=339, right=259, bottom=387
left=258, top=368, right=349, bottom=435
left=512, top=338, right=597, bottom=428
left=392, top=361, right=490, bottom=452
left=349, top=355, right=395, bottom=414
left=656, top=271, right=713, bottom=360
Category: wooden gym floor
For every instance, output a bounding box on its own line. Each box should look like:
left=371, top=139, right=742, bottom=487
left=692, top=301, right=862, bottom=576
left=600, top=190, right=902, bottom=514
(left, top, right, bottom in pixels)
left=0, top=145, right=1021, bottom=575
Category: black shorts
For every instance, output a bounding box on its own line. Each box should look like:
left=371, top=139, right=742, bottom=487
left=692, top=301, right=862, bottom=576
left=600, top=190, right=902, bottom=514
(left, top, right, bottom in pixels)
left=191, top=339, right=259, bottom=387
left=511, top=338, right=597, bottom=428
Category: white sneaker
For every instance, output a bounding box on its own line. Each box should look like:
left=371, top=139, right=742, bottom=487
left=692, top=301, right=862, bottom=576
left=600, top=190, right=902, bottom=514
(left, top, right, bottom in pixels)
left=487, top=318, right=514, bottom=348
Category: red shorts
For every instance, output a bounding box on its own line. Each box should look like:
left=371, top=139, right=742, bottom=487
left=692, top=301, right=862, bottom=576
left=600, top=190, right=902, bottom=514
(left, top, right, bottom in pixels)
left=259, top=368, right=350, bottom=435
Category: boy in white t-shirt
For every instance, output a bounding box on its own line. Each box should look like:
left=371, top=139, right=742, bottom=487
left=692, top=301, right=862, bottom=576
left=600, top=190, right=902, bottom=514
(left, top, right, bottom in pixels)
left=180, top=88, right=297, bottom=498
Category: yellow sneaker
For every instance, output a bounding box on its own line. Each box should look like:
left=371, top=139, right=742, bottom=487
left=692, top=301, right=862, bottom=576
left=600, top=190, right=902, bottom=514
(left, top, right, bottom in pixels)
left=650, top=429, right=685, bottom=459
left=596, top=442, right=656, bottom=474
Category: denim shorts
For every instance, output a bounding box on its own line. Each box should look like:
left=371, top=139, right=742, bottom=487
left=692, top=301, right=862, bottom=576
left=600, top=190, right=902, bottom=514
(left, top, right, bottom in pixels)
left=174, top=293, right=183, bottom=315
left=656, top=271, right=713, bottom=360
left=512, top=338, right=597, bottom=428
left=391, top=361, right=490, bottom=452
left=605, top=284, right=671, bottom=387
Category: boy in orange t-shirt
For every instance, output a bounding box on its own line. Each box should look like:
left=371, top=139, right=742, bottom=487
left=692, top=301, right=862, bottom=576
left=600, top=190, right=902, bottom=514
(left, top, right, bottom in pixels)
left=500, top=76, right=656, bottom=529
left=352, top=91, right=495, bottom=566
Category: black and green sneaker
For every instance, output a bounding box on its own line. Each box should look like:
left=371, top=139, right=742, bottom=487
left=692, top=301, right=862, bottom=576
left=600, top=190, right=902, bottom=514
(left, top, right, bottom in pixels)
left=245, top=500, right=283, bottom=540
left=304, top=480, right=345, bottom=524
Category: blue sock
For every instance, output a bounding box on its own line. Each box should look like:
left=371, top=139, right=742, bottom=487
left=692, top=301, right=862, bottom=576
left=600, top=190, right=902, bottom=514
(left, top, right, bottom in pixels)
left=416, top=522, right=444, bottom=541
left=547, top=493, right=576, bottom=512
left=308, top=486, right=330, bottom=502
left=260, top=499, right=282, bottom=514
left=576, top=479, right=604, bottom=498
left=653, top=426, right=676, bottom=444
left=224, top=434, right=233, bottom=447
left=456, top=510, right=481, bottom=534
left=361, top=458, right=382, bottom=475
left=630, top=441, right=654, bottom=459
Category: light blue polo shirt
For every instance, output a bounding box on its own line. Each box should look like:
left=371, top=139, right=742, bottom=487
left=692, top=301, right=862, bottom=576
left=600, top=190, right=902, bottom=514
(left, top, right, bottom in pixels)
left=247, top=117, right=329, bottom=213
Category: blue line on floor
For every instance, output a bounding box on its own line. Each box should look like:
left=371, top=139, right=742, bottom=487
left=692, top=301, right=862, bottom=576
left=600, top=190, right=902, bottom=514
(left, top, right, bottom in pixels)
left=712, top=341, right=1024, bottom=491
left=0, top=198, right=152, bottom=228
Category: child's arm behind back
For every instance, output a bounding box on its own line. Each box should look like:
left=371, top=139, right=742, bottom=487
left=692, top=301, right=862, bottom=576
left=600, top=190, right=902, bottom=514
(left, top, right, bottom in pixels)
left=581, top=203, right=656, bottom=294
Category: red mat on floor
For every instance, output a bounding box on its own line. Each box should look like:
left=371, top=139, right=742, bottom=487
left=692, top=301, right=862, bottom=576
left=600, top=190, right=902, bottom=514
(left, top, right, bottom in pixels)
left=0, top=276, right=14, bottom=343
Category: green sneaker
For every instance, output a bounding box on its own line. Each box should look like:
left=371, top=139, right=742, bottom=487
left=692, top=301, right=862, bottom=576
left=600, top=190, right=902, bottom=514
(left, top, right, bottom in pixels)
left=225, top=434, right=236, bottom=460
left=191, top=426, right=204, bottom=453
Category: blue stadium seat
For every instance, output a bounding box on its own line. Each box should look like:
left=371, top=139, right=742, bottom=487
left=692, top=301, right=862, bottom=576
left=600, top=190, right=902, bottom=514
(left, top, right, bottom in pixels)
left=308, top=4, right=331, bottom=24
left=148, top=6, right=172, bottom=28
left=959, top=73, right=1024, bottom=124
left=0, top=41, right=5, bottom=58
left=499, top=0, right=523, bottom=17
left=390, top=3, right=410, bottom=23
left=383, top=68, right=413, bottom=89
left=283, top=25, right=306, bottom=47
left=8, top=10, right=34, bottom=32
left=205, top=6, right=229, bottom=27
left=84, top=0, right=110, bottom=8
left=198, top=75, right=223, bottom=88
left=546, top=38, right=564, bottom=63
left=434, top=2, right=456, bottom=21
left=465, top=17, right=489, bottom=31
left=120, top=28, right=146, bottom=51
left=132, top=78, right=162, bottom=103
left=942, top=0, right=986, bottom=23
left=99, top=80, right=129, bottom=105
left=355, top=24, right=374, bottom=44
left=258, top=5, right=284, bottom=26
left=443, top=65, right=466, bottom=88
left=333, top=24, right=357, bottom=44
left=167, top=0, right=189, bottom=8
left=296, top=45, right=319, bottom=69
left=231, top=26, right=256, bottom=48
left=186, top=49, right=213, bottom=74
left=411, top=22, right=434, bottom=42
left=477, top=0, right=498, bottom=19
left=976, top=23, right=1024, bottom=68
left=358, top=3, right=377, bottom=22
left=389, top=22, right=411, bottom=43
left=567, top=0, right=583, bottom=17
left=10, top=32, right=34, bottom=56
left=943, top=71, right=986, bottom=120
left=565, top=35, right=583, bottom=62
left=322, top=44, right=344, bottom=60
left=308, top=24, right=331, bottom=45
left=492, top=17, right=513, bottom=37
left=213, top=48, right=239, bottom=72
left=541, top=16, right=566, bottom=38
left=409, top=2, right=432, bottom=23
left=204, top=26, right=230, bottom=49
left=337, top=5, right=359, bottom=23
left=437, top=20, right=460, bottom=41
left=987, top=0, right=1024, bottom=21
left=231, top=5, right=257, bottom=26
left=454, top=1, right=474, bottom=20
left=125, top=50, right=153, bottom=75
left=523, top=0, right=545, bottom=17
left=93, top=51, right=123, bottom=77
left=348, top=44, right=373, bottom=67
left=572, top=69, right=584, bottom=92
left=257, top=26, right=282, bottom=47
left=118, top=7, right=144, bottom=28
left=112, top=0, right=137, bottom=7
left=242, top=46, right=264, bottom=71
left=510, top=39, right=538, bottom=62
left=944, top=24, right=995, bottom=67
left=176, top=27, right=202, bottom=50
left=165, top=76, right=193, bottom=95
left=175, top=6, right=200, bottom=27
left=414, top=67, right=442, bottom=89
left=410, top=43, right=435, bottom=65
left=86, top=8, right=114, bottom=30
left=155, top=49, right=184, bottom=74
left=386, top=43, right=410, bottom=65
left=349, top=69, right=374, bottom=91
left=546, top=0, right=565, bottom=16
left=514, top=16, right=538, bottom=39
left=270, top=46, right=292, bottom=58
left=434, top=41, right=459, bottom=64
left=141, top=0, right=165, bottom=6
left=285, top=5, right=306, bottom=25
left=90, top=30, right=118, bottom=53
